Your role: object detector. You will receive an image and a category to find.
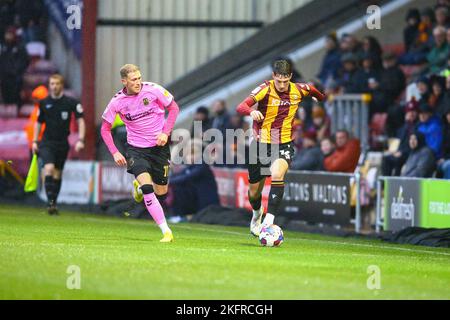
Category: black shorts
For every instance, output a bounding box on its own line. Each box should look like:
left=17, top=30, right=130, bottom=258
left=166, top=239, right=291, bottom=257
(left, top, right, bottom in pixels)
left=125, top=144, right=171, bottom=185
left=38, top=141, right=70, bottom=170
left=247, top=140, right=295, bottom=184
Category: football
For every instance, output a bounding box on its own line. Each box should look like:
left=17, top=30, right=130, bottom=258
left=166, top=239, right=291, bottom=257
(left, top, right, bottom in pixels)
left=259, top=224, right=284, bottom=247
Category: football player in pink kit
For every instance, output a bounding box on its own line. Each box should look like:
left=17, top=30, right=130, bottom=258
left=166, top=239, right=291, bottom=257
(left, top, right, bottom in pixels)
left=101, top=64, right=179, bottom=242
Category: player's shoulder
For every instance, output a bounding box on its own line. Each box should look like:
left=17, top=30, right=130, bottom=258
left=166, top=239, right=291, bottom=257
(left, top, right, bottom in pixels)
left=62, top=95, right=80, bottom=105
left=142, top=81, right=167, bottom=93
left=111, top=89, right=126, bottom=102
left=250, top=80, right=271, bottom=96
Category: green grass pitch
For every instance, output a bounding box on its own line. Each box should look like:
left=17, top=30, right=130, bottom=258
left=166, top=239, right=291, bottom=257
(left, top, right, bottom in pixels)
left=0, top=205, right=449, bottom=300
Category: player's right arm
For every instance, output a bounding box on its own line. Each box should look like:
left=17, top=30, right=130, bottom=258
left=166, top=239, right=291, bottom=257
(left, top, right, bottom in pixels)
left=236, top=82, right=268, bottom=122
left=101, top=98, right=127, bottom=167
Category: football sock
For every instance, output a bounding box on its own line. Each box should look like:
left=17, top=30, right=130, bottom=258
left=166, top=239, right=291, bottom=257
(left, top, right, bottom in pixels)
left=248, top=191, right=262, bottom=218
left=54, top=179, right=62, bottom=203
left=156, top=193, right=168, bottom=203
left=267, top=180, right=285, bottom=215
left=159, top=222, right=171, bottom=234
left=141, top=184, right=170, bottom=234
left=44, top=176, right=56, bottom=204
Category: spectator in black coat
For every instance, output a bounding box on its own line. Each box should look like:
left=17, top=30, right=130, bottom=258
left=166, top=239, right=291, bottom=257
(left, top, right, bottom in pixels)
left=382, top=100, right=418, bottom=176
left=373, top=52, right=406, bottom=134
left=190, top=106, right=211, bottom=140
left=429, top=75, right=447, bottom=117
left=362, top=36, right=383, bottom=70
left=169, top=146, right=220, bottom=217
left=291, top=131, right=324, bottom=171
left=211, top=99, right=232, bottom=137
left=354, top=52, right=381, bottom=95
left=401, top=131, right=436, bottom=178
left=403, top=8, right=421, bottom=52
left=338, top=53, right=359, bottom=93
left=0, top=26, right=29, bottom=107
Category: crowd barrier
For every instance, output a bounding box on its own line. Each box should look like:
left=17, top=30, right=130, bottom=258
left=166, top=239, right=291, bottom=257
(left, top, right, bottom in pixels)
left=35, top=161, right=364, bottom=232
left=375, top=176, right=450, bottom=233
left=329, top=94, right=370, bottom=148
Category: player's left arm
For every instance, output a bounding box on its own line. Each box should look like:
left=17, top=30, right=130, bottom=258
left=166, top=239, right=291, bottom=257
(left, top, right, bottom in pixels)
left=73, top=102, right=86, bottom=152
left=297, top=83, right=326, bottom=102
left=154, top=85, right=180, bottom=146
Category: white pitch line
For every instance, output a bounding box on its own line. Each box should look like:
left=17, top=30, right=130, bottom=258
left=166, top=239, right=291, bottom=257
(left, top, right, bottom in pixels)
left=176, top=225, right=450, bottom=257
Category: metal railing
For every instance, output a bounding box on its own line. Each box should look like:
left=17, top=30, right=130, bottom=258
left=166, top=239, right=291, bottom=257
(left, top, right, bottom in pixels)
left=329, top=94, right=371, bottom=148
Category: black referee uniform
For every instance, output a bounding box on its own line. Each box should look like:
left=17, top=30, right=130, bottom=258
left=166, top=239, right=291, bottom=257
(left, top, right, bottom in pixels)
left=37, top=94, right=84, bottom=209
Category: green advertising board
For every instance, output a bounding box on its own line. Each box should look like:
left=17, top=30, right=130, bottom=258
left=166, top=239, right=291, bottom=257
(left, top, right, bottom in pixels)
left=421, top=179, right=450, bottom=228
left=384, top=178, right=450, bottom=232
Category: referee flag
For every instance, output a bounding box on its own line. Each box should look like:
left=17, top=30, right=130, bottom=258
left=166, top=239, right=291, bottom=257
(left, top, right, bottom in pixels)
left=24, top=154, right=39, bottom=193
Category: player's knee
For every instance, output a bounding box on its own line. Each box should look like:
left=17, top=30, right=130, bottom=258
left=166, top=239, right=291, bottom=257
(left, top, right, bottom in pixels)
left=271, top=173, right=285, bottom=181
left=140, top=184, right=154, bottom=195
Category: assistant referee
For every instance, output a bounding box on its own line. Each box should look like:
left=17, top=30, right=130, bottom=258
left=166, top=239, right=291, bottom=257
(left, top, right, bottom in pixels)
left=32, top=74, right=86, bottom=215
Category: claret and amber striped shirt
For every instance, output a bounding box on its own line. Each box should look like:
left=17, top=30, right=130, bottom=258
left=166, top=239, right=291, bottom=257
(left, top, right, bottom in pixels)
left=237, top=80, right=325, bottom=144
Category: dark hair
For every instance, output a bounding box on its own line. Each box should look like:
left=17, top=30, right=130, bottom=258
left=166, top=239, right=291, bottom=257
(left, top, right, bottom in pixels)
left=336, top=129, right=350, bottom=137
left=272, top=60, right=293, bottom=77
left=196, top=106, right=209, bottom=117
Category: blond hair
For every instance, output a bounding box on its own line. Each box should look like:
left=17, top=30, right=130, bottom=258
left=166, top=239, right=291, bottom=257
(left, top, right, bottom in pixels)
left=49, top=74, right=64, bottom=86
left=120, top=64, right=140, bottom=79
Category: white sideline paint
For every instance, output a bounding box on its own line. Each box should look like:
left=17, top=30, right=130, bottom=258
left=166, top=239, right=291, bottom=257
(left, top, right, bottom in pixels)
left=175, top=0, right=412, bottom=125
left=176, top=225, right=450, bottom=257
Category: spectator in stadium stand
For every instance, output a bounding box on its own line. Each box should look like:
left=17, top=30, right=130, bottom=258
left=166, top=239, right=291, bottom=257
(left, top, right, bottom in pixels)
left=168, top=144, right=220, bottom=220
left=320, top=137, right=335, bottom=162
left=323, top=130, right=361, bottom=173
left=0, top=1, right=15, bottom=37
left=337, top=52, right=359, bottom=93
left=417, top=102, right=443, bottom=159
left=403, top=8, right=421, bottom=53
left=353, top=52, right=381, bottom=98
left=416, top=75, right=431, bottom=105
left=317, top=33, right=341, bottom=87
left=382, top=99, right=419, bottom=176
left=373, top=52, right=406, bottom=134
left=291, top=130, right=324, bottom=171
left=14, top=0, right=45, bottom=30
left=435, top=5, right=450, bottom=29
left=362, top=36, right=383, bottom=70
left=399, top=7, right=434, bottom=65
left=427, top=26, right=449, bottom=74
left=437, top=107, right=450, bottom=178
left=211, top=99, right=232, bottom=137
left=0, top=26, right=29, bottom=107
left=401, top=131, right=436, bottom=178
left=420, top=7, right=436, bottom=45
left=308, top=104, right=330, bottom=141
left=428, top=75, right=447, bottom=116
left=190, top=106, right=211, bottom=140
left=340, top=34, right=363, bottom=61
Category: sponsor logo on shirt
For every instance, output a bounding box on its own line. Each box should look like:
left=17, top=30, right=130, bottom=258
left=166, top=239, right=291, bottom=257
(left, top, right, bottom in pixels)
left=125, top=110, right=153, bottom=121
left=61, top=111, right=69, bottom=120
